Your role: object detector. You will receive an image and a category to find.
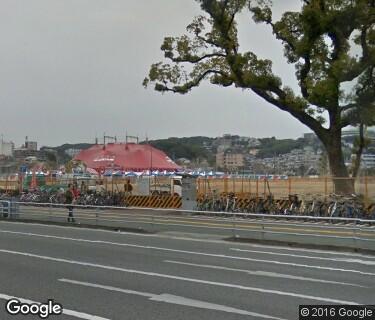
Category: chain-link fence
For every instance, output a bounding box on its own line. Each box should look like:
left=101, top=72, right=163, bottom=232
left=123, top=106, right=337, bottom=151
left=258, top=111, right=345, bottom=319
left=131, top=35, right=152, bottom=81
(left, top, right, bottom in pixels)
left=0, top=176, right=175, bottom=194
left=196, top=177, right=375, bottom=201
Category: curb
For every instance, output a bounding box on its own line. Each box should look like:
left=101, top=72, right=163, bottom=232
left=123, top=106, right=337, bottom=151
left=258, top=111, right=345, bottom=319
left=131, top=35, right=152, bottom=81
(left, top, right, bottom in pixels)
left=0, top=217, right=151, bottom=234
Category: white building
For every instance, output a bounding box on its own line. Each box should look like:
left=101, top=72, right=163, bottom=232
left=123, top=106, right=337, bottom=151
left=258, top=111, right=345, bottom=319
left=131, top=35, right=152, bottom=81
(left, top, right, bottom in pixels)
left=25, top=140, right=37, bottom=151
left=0, top=140, right=14, bottom=157
left=65, top=148, right=82, bottom=158
left=360, top=154, right=375, bottom=168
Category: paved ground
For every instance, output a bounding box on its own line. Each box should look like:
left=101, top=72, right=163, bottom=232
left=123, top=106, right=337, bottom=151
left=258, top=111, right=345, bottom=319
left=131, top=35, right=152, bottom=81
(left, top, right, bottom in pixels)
left=0, top=220, right=374, bottom=319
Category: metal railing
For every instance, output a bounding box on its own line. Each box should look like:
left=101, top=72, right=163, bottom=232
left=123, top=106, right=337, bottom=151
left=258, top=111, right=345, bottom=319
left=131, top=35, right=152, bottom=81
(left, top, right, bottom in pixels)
left=0, top=200, right=10, bottom=217
left=0, top=200, right=19, bottom=218
left=1, top=201, right=374, bottom=251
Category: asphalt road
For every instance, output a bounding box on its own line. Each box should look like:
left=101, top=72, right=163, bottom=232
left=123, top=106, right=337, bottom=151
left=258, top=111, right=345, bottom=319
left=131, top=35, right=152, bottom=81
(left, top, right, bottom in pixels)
left=0, top=220, right=374, bottom=320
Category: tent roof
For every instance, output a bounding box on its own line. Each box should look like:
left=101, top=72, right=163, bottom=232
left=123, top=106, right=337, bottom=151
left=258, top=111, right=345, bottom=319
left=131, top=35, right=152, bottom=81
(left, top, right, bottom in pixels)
left=74, top=143, right=180, bottom=171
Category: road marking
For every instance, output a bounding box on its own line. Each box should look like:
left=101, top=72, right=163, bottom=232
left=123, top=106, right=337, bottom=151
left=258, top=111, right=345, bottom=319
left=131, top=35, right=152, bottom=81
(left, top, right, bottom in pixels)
left=241, top=243, right=375, bottom=259
left=230, top=248, right=375, bottom=266
left=164, top=260, right=367, bottom=288
left=1, top=220, right=373, bottom=260
left=337, top=258, right=375, bottom=266
left=0, top=248, right=361, bottom=305
left=0, top=229, right=374, bottom=276
left=59, top=279, right=284, bottom=319
left=0, top=293, right=109, bottom=320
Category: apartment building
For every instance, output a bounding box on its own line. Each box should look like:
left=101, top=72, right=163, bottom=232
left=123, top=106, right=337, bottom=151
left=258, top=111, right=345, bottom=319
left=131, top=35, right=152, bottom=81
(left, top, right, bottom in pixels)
left=359, top=153, right=375, bottom=168
left=0, top=140, right=14, bottom=157
left=216, top=149, right=244, bottom=170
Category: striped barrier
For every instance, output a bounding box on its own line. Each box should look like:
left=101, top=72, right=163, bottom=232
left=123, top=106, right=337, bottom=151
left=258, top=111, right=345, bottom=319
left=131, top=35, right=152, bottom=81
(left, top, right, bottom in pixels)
left=124, top=195, right=182, bottom=209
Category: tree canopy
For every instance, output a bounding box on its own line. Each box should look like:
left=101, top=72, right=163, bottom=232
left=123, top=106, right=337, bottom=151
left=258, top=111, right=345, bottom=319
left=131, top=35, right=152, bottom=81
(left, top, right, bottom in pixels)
left=144, top=0, right=375, bottom=193
left=256, top=137, right=307, bottom=158
left=141, top=136, right=215, bottom=163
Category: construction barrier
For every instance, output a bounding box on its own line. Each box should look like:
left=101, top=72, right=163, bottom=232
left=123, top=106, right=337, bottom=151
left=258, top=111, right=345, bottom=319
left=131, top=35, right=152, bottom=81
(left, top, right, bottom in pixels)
left=125, top=195, right=182, bottom=209
left=0, top=178, right=18, bottom=191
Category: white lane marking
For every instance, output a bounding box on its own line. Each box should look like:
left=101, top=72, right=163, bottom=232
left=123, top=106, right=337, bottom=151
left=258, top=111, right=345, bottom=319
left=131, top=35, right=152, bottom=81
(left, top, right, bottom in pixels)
left=241, top=243, right=375, bottom=259
left=334, top=258, right=375, bottom=266
left=0, top=229, right=374, bottom=277
left=59, top=279, right=284, bottom=320
left=1, top=220, right=373, bottom=260
left=230, top=248, right=375, bottom=266
left=0, top=293, right=109, bottom=320
left=60, top=279, right=155, bottom=298
left=164, top=260, right=367, bottom=288
left=0, top=248, right=360, bottom=305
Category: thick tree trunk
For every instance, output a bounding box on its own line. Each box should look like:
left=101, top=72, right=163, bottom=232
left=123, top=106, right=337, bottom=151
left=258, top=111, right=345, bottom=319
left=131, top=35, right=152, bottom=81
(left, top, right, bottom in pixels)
left=351, top=123, right=365, bottom=179
left=323, top=130, right=355, bottom=195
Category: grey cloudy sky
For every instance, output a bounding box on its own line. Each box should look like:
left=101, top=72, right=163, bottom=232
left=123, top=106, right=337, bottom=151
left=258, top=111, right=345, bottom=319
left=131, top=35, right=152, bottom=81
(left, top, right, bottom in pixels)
left=0, top=0, right=308, bottom=147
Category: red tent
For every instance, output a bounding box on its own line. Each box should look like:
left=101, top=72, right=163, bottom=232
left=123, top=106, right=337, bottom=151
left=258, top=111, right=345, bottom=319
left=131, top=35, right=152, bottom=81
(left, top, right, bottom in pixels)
left=74, top=143, right=180, bottom=172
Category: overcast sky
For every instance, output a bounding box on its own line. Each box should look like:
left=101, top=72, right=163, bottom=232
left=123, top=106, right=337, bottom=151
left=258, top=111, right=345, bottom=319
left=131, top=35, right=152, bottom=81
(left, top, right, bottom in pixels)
left=0, top=0, right=309, bottom=148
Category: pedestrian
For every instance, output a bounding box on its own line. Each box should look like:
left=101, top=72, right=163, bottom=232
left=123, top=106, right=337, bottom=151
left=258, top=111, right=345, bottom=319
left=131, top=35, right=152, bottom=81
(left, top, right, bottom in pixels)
left=124, top=179, right=133, bottom=195
left=99, top=180, right=106, bottom=196
left=124, top=179, right=133, bottom=206
left=72, top=183, right=80, bottom=200
left=65, top=184, right=75, bottom=223
left=80, top=181, right=87, bottom=195
left=94, top=181, right=99, bottom=194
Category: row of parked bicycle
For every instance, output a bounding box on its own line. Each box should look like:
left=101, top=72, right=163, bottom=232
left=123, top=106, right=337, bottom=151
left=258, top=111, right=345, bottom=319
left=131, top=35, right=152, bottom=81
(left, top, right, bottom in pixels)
left=195, top=193, right=375, bottom=220
left=0, top=190, right=130, bottom=207
left=2, top=189, right=375, bottom=220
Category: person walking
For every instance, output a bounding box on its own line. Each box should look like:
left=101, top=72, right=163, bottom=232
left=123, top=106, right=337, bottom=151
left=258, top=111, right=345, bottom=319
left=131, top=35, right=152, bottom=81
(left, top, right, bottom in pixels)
left=72, top=183, right=80, bottom=200
left=80, top=181, right=87, bottom=195
left=65, top=184, right=75, bottom=223
left=124, top=179, right=133, bottom=195
left=124, top=179, right=133, bottom=206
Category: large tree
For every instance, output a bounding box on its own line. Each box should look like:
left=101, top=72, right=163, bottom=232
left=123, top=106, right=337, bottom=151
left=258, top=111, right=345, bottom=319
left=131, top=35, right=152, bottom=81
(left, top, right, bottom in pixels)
left=144, top=0, right=375, bottom=193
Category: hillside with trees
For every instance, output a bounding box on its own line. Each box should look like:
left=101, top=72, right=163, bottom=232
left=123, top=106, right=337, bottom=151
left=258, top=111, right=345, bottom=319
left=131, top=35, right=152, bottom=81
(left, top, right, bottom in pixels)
left=141, top=136, right=216, bottom=166
left=40, top=143, right=93, bottom=165
left=257, top=137, right=312, bottom=158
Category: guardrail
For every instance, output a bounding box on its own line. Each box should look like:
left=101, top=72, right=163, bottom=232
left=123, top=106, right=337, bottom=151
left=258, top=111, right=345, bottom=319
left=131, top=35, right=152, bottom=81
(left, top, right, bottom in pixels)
left=0, top=200, right=20, bottom=218
left=0, top=200, right=10, bottom=218
left=1, top=201, right=374, bottom=251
